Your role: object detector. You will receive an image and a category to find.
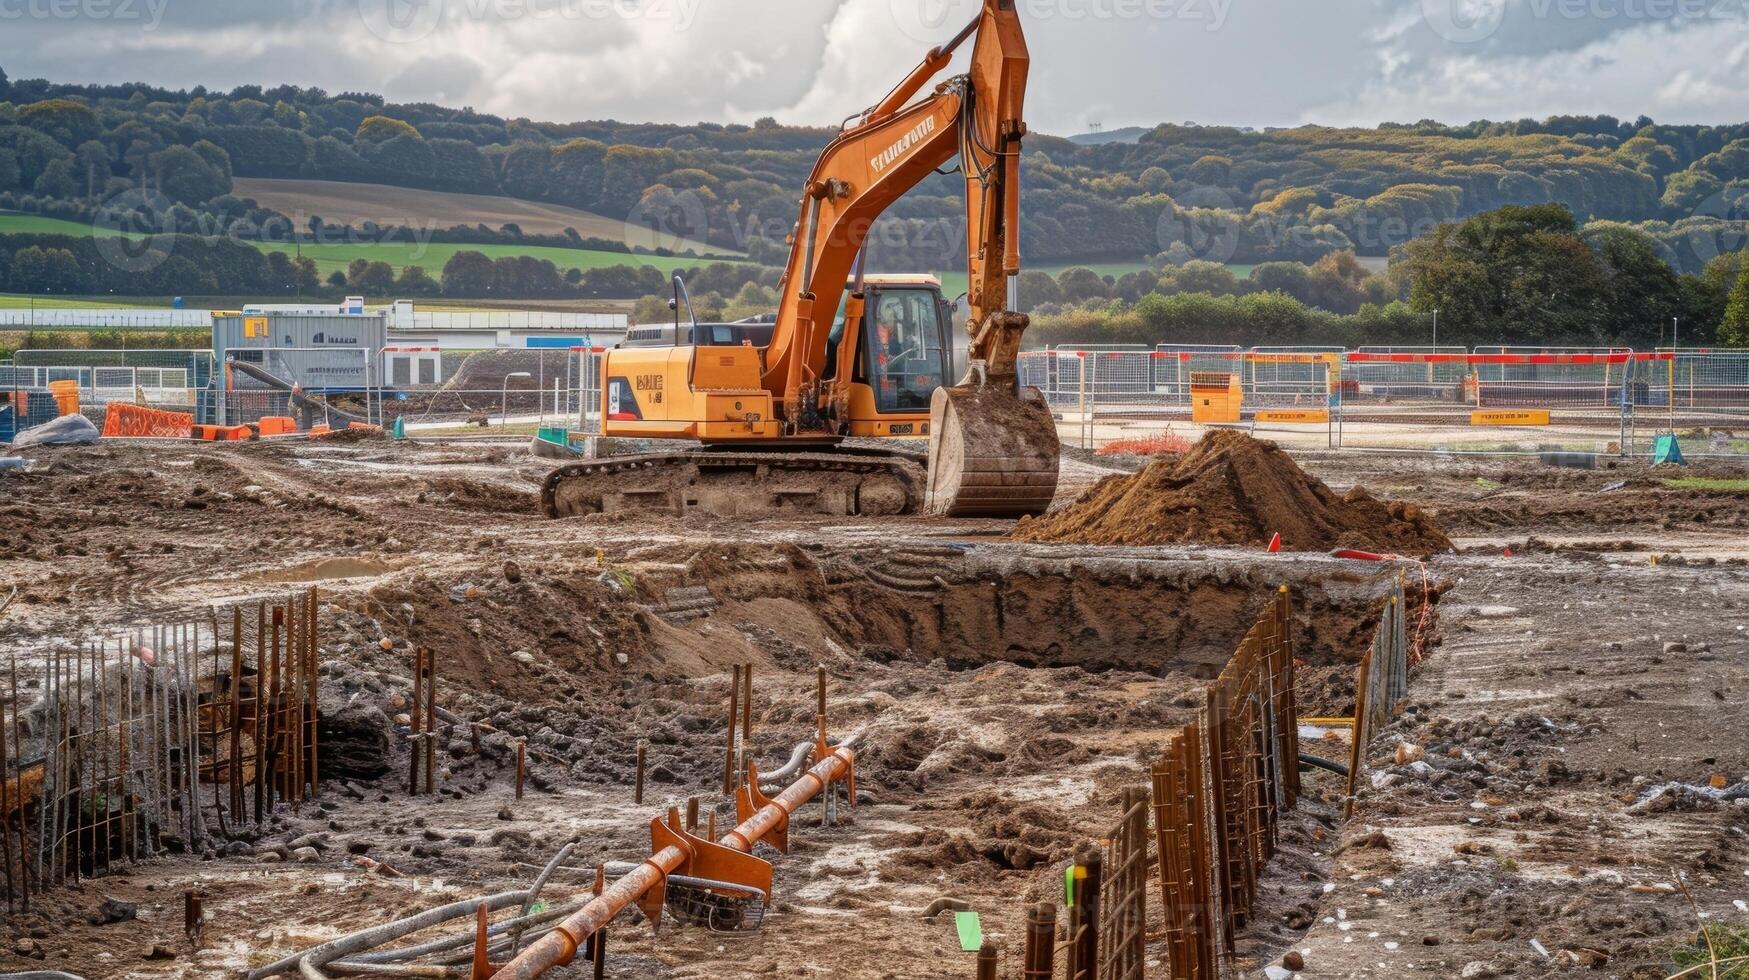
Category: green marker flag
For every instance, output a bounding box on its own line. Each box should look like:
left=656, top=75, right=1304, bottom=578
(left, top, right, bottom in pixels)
left=954, top=910, right=982, bottom=952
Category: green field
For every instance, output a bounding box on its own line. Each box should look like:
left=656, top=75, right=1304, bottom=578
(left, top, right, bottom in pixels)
left=0, top=293, right=170, bottom=310
left=0, top=213, right=128, bottom=238
left=0, top=213, right=744, bottom=280
left=254, top=239, right=735, bottom=279
left=1, top=212, right=1253, bottom=304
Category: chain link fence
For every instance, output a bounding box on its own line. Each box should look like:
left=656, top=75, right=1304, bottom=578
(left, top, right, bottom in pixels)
left=1019, top=346, right=1749, bottom=458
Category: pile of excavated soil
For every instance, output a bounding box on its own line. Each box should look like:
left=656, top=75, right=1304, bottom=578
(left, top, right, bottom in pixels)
left=1013, top=430, right=1451, bottom=556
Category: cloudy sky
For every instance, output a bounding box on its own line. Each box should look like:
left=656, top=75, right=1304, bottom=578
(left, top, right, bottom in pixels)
left=1, top=0, right=1747, bottom=134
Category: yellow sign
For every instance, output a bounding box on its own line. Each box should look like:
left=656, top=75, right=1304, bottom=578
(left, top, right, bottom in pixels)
left=1471, top=409, right=1550, bottom=426
left=1256, top=409, right=1329, bottom=424
left=244, top=316, right=269, bottom=338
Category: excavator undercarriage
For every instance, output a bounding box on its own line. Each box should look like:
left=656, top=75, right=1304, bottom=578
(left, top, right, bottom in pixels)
left=540, top=447, right=926, bottom=519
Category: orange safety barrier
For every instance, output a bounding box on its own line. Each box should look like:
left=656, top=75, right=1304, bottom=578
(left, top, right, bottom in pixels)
left=192, top=424, right=252, bottom=441
left=102, top=403, right=195, bottom=439
left=346, top=422, right=383, bottom=433
left=308, top=424, right=332, bottom=437
left=257, top=416, right=297, bottom=436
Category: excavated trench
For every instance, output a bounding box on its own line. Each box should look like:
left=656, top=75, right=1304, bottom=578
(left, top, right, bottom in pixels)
left=640, top=541, right=1400, bottom=680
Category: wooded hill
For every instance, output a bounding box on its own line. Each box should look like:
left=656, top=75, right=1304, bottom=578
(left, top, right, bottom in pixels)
left=2, top=67, right=1748, bottom=274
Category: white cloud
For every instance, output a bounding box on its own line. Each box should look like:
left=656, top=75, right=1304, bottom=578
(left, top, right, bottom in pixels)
left=1304, top=18, right=1749, bottom=126
left=1, top=0, right=1747, bottom=132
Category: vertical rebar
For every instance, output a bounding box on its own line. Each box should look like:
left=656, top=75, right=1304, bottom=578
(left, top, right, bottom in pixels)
left=230, top=606, right=243, bottom=819
left=309, top=589, right=320, bottom=796
left=96, top=642, right=110, bottom=878
left=187, top=622, right=208, bottom=848
left=286, top=594, right=299, bottom=806
left=723, top=665, right=740, bottom=796
left=208, top=619, right=226, bottom=841
left=44, top=647, right=60, bottom=888
left=73, top=641, right=85, bottom=886
left=976, top=942, right=997, bottom=980
left=0, top=673, right=12, bottom=910
left=254, top=601, right=265, bottom=823
left=10, top=657, right=26, bottom=910
left=634, top=741, right=645, bottom=805
left=268, top=607, right=282, bottom=806
left=120, top=641, right=132, bottom=864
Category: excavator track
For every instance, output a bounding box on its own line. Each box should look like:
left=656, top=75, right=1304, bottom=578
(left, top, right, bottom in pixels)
left=541, top=448, right=928, bottom=519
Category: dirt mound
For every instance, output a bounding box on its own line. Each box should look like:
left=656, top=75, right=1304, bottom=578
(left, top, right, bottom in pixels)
left=1013, top=430, right=1451, bottom=556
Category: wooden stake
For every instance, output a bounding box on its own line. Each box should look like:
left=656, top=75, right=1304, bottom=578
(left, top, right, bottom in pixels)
left=723, top=665, right=740, bottom=795
left=423, top=651, right=436, bottom=796
left=514, top=738, right=526, bottom=800
left=409, top=648, right=423, bottom=797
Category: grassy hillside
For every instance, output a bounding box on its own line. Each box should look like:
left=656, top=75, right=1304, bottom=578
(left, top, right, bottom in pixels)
left=0, top=214, right=126, bottom=237
left=232, top=178, right=732, bottom=254
left=0, top=212, right=1179, bottom=294
left=0, top=212, right=742, bottom=280
left=253, top=238, right=734, bottom=279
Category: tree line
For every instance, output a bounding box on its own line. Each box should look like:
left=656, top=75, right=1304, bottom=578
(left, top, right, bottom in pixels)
left=4, top=67, right=1749, bottom=275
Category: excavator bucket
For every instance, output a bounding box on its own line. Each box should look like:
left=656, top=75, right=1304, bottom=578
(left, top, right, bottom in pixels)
left=925, top=383, right=1059, bottom=517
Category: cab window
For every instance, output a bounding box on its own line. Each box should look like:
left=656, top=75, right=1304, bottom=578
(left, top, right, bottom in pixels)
left=864, top=289, right=946, bottom=413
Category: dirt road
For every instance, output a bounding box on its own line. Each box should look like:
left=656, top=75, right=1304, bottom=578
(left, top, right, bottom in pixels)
left=0, top=437, right=1744, bottom=978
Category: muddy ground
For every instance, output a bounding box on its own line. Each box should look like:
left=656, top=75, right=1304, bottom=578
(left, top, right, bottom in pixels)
left=0, top=436, right=1745, bottom=978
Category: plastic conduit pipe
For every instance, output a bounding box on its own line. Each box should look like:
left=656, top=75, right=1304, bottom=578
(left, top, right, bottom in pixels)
left=492, top=744, right=855, bottom=980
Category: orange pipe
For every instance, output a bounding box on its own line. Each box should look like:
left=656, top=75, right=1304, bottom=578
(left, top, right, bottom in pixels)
left=493, top=746, right=855, bottom=980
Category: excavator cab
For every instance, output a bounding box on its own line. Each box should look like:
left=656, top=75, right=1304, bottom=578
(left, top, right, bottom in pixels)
left=829, top=276, right=953, bottom=438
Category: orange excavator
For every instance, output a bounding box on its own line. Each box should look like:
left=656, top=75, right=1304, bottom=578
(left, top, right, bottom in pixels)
left=540, top=0, right=1058, bottom=519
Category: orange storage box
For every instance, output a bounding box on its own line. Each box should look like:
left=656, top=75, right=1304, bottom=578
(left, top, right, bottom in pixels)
left=48, top=379, right=80, bottom=417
